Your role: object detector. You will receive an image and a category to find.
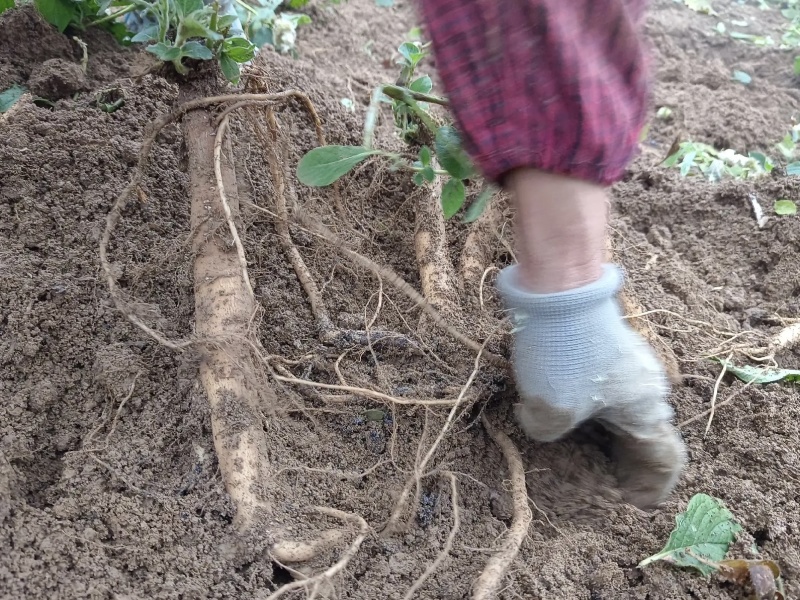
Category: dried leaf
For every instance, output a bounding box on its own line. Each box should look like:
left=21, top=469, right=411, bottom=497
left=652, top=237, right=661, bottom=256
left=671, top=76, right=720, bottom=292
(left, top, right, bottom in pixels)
left=717, top=559, right=781, bottom=600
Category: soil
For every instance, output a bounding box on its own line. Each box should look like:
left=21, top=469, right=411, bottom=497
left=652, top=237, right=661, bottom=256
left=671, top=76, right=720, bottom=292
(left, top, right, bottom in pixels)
left=1, top=1, right=800, bottom=599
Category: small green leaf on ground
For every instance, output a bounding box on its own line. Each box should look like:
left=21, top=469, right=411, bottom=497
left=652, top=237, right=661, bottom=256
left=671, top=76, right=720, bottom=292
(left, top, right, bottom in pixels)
left=684, top=0, right=716, bottom=15
left=0, top=85, right=26, bottom=113
left=718, top=359, right=800, bottom=384
left=297, top=146, right=381, bottom=186
left=715, top=22, right=726, bottom=34
left=638, top=493, right=741, bottom=576
left=364, top=409, right=385, bottom=421
left=774, top=199, right=797, bottom=215
left=441, top=178, right=466, bottom=219
left=732, top=70, right=751, bottom=84
left=787, top=161, right=800, bottom=175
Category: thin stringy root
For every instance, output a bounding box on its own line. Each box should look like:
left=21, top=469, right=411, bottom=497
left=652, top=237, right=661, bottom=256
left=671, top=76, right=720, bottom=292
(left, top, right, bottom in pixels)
left=473, top=415, right=532, bottom=600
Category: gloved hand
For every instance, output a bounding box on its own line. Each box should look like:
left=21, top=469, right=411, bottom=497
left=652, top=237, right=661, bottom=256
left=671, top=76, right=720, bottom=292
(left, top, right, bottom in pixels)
left=497, top=263, right=687, bottom=508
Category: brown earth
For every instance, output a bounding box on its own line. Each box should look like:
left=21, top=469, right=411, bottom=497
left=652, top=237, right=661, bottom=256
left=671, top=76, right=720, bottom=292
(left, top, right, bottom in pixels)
left=1, top=0, right=800, bottom=598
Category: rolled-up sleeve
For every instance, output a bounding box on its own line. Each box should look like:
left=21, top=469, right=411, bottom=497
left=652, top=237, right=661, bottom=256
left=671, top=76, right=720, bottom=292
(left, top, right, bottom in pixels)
left=417, top=0, right=651, bottom=186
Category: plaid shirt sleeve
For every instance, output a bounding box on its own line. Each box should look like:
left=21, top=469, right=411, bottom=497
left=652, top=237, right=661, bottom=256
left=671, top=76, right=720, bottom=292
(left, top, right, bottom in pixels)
left=417, top=0, right=650, bottom=186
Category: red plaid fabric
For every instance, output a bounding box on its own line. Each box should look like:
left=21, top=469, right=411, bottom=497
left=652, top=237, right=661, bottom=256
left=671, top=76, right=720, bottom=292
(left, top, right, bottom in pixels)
left=417, top=0, right=650, bottom=186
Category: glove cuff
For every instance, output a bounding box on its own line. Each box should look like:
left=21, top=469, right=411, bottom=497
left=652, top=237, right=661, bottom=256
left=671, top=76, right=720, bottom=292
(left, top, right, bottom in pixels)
left=496, top=263, right=623, bottom=318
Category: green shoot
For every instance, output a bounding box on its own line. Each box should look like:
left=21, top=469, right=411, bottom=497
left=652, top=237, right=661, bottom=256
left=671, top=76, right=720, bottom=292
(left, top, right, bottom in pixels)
left=297, top=35, right=495, bottom=222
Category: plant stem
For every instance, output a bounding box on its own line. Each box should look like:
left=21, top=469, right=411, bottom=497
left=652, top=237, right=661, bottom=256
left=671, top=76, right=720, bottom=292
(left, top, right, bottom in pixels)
left=90, top=3, right=138, bottom=26
left=381, top=84, right=449, bottom=107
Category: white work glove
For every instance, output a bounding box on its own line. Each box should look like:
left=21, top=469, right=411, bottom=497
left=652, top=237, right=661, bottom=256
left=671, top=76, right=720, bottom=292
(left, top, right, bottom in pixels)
left=497, top=263, right=687, bottom=508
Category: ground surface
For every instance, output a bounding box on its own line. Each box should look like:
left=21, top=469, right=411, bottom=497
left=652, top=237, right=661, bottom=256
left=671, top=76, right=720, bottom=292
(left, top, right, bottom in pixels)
left=1, top=0, right=800, bottom=598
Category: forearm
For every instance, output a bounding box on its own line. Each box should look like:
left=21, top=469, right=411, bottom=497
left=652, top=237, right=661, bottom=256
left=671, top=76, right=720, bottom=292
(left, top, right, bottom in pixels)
left=417, top=0, right=651, bottom=187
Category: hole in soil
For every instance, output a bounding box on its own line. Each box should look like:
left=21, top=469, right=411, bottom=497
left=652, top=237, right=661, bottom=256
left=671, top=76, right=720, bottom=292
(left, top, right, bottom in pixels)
left=271, top=562, right=294, bottom=586
left=753, top=527, right=770, bottom=545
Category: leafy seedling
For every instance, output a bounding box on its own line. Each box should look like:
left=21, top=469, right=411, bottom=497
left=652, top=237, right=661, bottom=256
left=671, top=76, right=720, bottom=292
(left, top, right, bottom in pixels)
left=663, top=141, right=772, bottom=181
left=774, top=199, right=797, bottom=215
left=656, top=106, right=673, bottom=119
left=297, top=35, right=495, bottom=222
left=639, top=493, right=741, bottom=576
left=0, top=85, right=26, bottom=113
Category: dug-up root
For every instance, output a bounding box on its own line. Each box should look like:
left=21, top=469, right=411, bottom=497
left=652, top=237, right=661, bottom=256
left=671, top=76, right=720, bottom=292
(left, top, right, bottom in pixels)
left=473, top=415, right=532, bottom=600
left=100, top=89, right=371, bottom=574
left=247, top=104, right=416, bottom=353
left=459, top=196, right=504, bottom=303
left=414, top=175, right=462, bottom=317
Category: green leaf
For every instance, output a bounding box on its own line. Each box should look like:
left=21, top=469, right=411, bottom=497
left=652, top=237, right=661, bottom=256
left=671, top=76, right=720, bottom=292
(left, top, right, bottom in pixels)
left=0, top=0, right=14, bottom=14
left=749, top=151, right=772, bottom=172
left=441, top=178, right=466, bottom=219
left=463, top=185, right=496, bottom=223
left=219, top=53, right=240, bottom=83
left=297, top=146, right=382, bottom=186
left=217, top=14, right=238, bottom=30
left=181, top=40, right=213, bottom=60
left=419, top=145, right=431, bottom=167
left=34, top=0, right=76, bottom=31
left=175, top=0, right=203, bottom=18
left=794, top=57, right=800, bottom=76
left=178, top=14, right=223, bottom=42
left=147, top=42, right=181, bottom=62
left=717, top=359, right=800, bottom=384
left=287, top=0, right=310, bottom=7
left=364, top=409, right=385, bottom=421
left=732, top=70, right=751, bottom=84
left=774, top=199, right=798, bottom=215
left=421, top=165, right=435, bottom=182
left=131, top=24, right=159, bottom=43
left=223, top=37, right=256, bottom=63
left=434, top=125, right=475, bottom=180
left=409, top=75, right=433, bottom=94
left=412, top=172, right=425, bottom=186
left=638, top=493, right=741, bottom=577
left=0, top=85, right=25, bottom=113
left=787, top=161, right=800, bottom=176
left=679, top=150, right=697, bottom=176
left=398, top=42, right=423, bottom=66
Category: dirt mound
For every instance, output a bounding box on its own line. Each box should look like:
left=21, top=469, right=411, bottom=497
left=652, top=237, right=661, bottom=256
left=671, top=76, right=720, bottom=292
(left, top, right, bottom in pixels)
left=2, top=1, right=799, bottom=599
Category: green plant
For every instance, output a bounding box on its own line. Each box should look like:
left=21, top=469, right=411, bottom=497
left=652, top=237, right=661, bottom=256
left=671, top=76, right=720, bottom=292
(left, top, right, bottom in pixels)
left=25, top=0, right=312, bottom=83
left=663, top=141, right=773, bottom=181
left=296, top=38, right=495, bottom=222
